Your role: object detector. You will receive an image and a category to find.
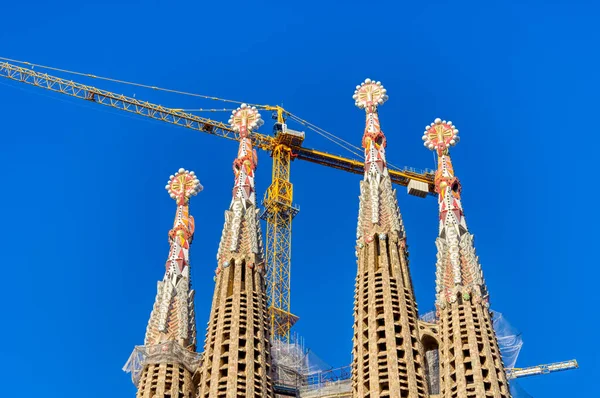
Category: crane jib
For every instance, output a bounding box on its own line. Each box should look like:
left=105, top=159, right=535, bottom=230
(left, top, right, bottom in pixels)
left=0, top=59, right=436, bottom=342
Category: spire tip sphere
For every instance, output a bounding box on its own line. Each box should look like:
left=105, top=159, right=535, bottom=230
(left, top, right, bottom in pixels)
left=228, top=104, right=264, bottom=135
left=166, top=169, right=202, bottom=204
left=353, top=78, right=388, bottom=110
left=422, top=118, right=459, bottom=153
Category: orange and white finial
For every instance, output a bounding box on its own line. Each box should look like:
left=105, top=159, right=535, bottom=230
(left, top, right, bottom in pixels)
left=422, top=118, right=460, bottom=155
left=165, top=168, right=203, bottom=205
left=353, top=78, right=388, bottom=111
left=228, top=104, right=264, bottom=138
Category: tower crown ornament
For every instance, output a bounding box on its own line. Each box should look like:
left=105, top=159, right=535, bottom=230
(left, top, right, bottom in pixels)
left=422, top=118, right=460, bottom=154
left=165, top=168, right=203, bottom=205
left=228, top=103, right=264, bottom=137
left=352, top=78, right=388, bottom=111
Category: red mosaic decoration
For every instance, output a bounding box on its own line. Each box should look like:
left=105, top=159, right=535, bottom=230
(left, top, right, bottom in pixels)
left=422, top=118, right=459, bottom=155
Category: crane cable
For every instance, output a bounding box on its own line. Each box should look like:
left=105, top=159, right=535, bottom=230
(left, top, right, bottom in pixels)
left=172, top=108, right=236, bottom=112
left=286, top=113, right=363, bottom=160
left=286, top=112, right=402, bottom=171
left=0, top=56, right=260, bottom=107
left=0, top=56, right=403, bottom=170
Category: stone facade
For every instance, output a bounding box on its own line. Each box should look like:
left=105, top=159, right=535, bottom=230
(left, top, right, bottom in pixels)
left=137, top=362, right=195, bottom=398
left=197, top=252, right=273, bottom=398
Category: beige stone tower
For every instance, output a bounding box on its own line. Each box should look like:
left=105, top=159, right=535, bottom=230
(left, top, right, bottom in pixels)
left=351, top=79, right=429, bottom=398
left=125, top=168, right=203, bottom=398
left=423, top=118, right=511, bottom=398
left=197, top=105, right=274, bottom=398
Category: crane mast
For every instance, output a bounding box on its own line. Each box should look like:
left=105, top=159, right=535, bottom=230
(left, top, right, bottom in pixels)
left=261, top=107, right=302, bottom=340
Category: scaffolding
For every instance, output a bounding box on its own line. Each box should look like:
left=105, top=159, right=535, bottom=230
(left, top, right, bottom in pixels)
left=299, top=366, right=352, bottom=397
left=271, top=333, right=352, bottom=397
left=271, top=334, right=310, bottom=390
left=122, top=341, right=202, bottom=386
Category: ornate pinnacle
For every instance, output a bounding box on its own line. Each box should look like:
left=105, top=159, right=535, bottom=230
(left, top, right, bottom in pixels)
left=218, top=104, right=263, bottom=257
left=353, top=78, right=388, bottom=112
left=165, top=168, right=203, bottom=206
left=353, top=78, right=401, bottom=237
left=227, top=104, right=261, bottom=205
left=228, top=103, right=264, bottom=138
left=422, top=118, right=460, bottom=155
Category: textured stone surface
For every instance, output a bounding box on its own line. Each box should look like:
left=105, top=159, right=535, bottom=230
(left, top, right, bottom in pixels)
left=437, top=303, right=510, bottom=398
left=427, top=127, right=511, bottom=398
left=137, top=363, right=195, bottom=398
left=197, top=132, right=274, bottom=398
left=130, top=170, right=202, bottom=398
left=351, top=82, right=429, bottom=398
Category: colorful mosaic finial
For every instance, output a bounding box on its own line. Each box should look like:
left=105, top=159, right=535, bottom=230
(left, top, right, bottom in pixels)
left=228, top=104, right=264, bottom=137
left=165, top=168, right=203, bottom=205
left=213, top=107, right=264, bottom=268
left=353, top=78, right=388, bottom=111
left=141, top=168, right=202, bottom=355
left=353, top=78, right=397, bottom=233
left=422, top=118, right=460, bottom=155
left=423, top=119, right=488, bottom=309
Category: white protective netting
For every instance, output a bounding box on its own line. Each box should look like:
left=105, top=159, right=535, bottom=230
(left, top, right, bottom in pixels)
left=492, top=311, right=523, bottom=370
left=122, top=341, right=202, bottom=386
left=300, top=365, right=353, bottom=396
left=418, top=308, right=527, bottom=397
left=510, top=380, right=533, bottom=398
left=271, top=334, right=312, bottom=388
left=418, top=309, right=523, bottom=370
left=271, top=333, right=351, bottom=395
left=271, top=334, right=335, bottom=388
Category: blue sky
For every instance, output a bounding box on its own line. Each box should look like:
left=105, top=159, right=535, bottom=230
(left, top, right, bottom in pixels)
left=0, top=1, right=596, bottom=397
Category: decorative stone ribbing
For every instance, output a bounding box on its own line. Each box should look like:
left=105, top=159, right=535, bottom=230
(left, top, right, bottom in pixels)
left=125, top=169, right=203, bottom=398
left=137, top=362, right=195, bottom=398
left=423, top=118, right=511, bottom=397
left=437, top=302, right=510, bottom=398
left=197, top=105, right=274, bottom=398
left=351, top=79, right=429, bottom=398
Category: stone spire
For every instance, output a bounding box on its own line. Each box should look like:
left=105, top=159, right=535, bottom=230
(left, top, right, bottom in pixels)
left=127, top=169, right=203, bottom=398
left=144, top=169, right=203, bottom=349
left=351, top=79, right=429, bottom=398
left=423, top=118, right=511, bottom=397
left=198, top=104, right=274, bottom=398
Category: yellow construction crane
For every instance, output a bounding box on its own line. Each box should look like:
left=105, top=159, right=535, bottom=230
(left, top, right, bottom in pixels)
left=0, top=59, right=435, bottom=342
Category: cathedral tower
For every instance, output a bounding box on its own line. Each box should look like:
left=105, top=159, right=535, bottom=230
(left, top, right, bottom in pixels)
left=198, top=105, right=274, bottom=398
left=128, top=168, right=203, bottom=398
left=351, top=79, right=429, bottom=398
left=423, top=118, right=511, bottom=398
